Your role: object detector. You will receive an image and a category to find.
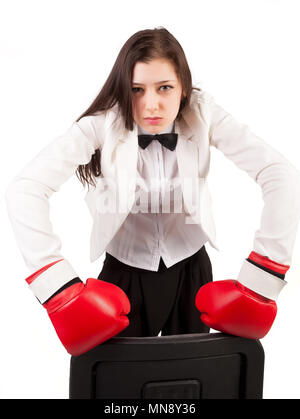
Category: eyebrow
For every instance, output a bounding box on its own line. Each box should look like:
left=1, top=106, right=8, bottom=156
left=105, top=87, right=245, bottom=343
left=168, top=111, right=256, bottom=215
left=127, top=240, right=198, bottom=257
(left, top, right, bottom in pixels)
left=132, top=80, right=176, bottom=85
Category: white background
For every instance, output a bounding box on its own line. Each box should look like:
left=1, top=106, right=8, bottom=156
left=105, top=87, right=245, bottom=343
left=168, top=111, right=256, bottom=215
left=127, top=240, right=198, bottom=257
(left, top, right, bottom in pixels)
left=1, top=0, right=300, bottom=399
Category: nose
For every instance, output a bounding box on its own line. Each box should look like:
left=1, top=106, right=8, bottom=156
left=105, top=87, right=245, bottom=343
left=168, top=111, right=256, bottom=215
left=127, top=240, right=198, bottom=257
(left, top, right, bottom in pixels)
left=144, top=90, right=160, bottom=113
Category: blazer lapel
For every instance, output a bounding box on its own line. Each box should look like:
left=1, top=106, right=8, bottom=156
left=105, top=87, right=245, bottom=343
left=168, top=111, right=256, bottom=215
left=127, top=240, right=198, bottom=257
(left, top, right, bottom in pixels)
left=115, top=123, right=139, bottom=213
left=175, top=118, right=203, bottom=222
left=175, top=117, right=198, bottom=181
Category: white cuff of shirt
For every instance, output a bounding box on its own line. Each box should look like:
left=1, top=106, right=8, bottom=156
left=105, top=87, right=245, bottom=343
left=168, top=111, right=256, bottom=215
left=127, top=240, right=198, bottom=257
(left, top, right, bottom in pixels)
left=237, top=259, right=287, bottom=301
left=27, top=259, right=78, bottom=304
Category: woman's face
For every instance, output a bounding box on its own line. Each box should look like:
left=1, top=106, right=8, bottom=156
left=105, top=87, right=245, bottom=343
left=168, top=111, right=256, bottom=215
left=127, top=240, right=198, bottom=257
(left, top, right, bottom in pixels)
left=131, top=58, right=185, bottom=134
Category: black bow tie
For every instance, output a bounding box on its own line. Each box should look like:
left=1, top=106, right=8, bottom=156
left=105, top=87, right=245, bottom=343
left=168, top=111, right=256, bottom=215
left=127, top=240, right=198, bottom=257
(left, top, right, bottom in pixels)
left=138, top=133, right=178, bottom=151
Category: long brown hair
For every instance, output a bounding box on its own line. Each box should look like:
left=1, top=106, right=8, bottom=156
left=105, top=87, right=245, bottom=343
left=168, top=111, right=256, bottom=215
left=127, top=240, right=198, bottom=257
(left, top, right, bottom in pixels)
left=75, top=27, right=199, bottom=188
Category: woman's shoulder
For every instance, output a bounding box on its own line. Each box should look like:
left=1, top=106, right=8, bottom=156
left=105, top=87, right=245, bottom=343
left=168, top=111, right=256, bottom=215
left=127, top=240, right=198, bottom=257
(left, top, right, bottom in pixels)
left=76, top=105, right=118, bottom=130
left=74, top=111, right=110, bottom=147
left=191, top=87, right=215, bottom=106
left=77, top=104, right=125, bottom=142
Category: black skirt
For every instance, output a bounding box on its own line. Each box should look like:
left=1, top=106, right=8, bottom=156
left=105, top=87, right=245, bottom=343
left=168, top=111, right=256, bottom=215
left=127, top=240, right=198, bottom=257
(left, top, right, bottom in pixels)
left=97, top=246, right=213, bottom=337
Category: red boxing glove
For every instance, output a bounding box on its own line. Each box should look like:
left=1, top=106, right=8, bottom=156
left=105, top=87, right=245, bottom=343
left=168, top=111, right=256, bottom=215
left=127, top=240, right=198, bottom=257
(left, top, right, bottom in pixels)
left=195, top=252, right=289, bottom=339
left=195, top=280, right=277, bottom=339
left=43, top=278, right=130, bottom=356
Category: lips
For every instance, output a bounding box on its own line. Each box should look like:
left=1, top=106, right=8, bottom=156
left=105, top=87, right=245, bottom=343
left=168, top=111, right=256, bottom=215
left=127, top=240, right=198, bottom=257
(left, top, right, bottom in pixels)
left=144, top=117, right=162, bottom=125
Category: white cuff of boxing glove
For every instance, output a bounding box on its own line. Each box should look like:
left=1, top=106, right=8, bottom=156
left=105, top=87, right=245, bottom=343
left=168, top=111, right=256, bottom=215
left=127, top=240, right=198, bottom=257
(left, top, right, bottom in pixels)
left=237, top=259, right=287, bottom=301
left=28, top=259, right=78, bottom=304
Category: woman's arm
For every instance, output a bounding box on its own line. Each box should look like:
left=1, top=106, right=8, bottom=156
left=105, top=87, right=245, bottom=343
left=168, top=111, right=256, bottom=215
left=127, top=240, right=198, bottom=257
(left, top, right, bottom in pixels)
left=5, top=114, right=105, bottom=303
left=206, top=93, right=300, bottom=266
left=195, top=92, right=300, bottom=339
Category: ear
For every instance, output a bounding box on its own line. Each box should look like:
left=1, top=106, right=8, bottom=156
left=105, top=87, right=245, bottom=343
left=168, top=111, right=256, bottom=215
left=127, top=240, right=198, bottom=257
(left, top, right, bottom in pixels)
left=181, top=91, right=187, bottom=104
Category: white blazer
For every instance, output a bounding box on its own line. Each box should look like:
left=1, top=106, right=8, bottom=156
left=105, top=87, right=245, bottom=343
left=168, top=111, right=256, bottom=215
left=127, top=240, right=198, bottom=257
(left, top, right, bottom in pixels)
left=6, top=89, right=300, bottom=303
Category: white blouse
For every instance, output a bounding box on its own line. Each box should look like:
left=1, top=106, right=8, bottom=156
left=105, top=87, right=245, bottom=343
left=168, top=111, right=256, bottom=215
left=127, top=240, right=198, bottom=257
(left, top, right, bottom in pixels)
left=106, top=122, right=209, bottom=270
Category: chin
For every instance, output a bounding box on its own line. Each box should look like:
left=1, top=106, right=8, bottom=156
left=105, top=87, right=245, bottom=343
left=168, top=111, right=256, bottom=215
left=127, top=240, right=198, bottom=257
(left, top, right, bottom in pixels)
left=139, top=124, right=158, bottom=134
left=143, top=122, right=171, bottom=134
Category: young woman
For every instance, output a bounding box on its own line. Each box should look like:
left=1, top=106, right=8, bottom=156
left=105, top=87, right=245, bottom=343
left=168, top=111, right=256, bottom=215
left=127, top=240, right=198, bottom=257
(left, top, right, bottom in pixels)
left=6, top=27, right=300, bottom=356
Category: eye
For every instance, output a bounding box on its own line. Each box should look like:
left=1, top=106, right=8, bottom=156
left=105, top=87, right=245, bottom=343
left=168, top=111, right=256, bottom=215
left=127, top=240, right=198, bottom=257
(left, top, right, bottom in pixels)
left=132, top=87, right=142, bottom=94
left=159, top=85, right=173, bottom=91
left=131, top=85, right=174, bottom=94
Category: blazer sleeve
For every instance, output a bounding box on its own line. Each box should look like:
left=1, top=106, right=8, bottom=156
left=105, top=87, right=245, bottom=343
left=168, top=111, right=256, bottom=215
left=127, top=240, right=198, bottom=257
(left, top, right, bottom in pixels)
left=199, top=91, right=300, bottom=267
left=5, top=113, right=105, bottom=303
